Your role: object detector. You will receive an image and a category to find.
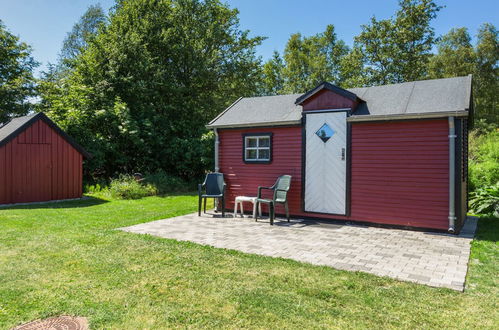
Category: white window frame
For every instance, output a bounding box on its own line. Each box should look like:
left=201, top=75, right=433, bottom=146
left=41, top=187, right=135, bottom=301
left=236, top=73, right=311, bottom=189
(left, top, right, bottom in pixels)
left=244, top=135, right=271, bottom=162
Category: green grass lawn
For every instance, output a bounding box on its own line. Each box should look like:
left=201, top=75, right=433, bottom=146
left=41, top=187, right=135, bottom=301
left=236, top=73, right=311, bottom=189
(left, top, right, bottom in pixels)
left=0, top=194, right=497, bottom=329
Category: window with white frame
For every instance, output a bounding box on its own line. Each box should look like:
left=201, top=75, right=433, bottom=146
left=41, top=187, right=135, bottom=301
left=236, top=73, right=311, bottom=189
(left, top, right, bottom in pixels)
left=243, top=134, right=272, bottom=163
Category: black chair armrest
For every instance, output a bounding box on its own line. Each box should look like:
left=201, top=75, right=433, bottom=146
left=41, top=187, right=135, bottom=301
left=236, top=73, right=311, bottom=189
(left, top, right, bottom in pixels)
left=257, top=186, right=273, bottom=198
left=198, top=183, right=203, bottom=196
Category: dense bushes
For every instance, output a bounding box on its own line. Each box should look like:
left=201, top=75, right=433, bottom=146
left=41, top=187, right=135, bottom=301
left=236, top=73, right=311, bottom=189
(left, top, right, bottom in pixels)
left=86, top=171, right=198, bottom=199
left=469, top=183, right=499, bottom=217
left=469, top=127, right=499, bottom=215
left=469, top=129, right=499, bottom=191
left=142, top=172, right=196, bottom=194
left=108, top=175, right=158, bottom=199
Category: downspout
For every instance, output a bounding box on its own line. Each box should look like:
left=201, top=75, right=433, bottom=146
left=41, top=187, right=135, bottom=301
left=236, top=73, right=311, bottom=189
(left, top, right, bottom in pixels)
left=213, top=128, right=220, bottom=212
left=214, top=128, right=219, bottom=172
left=448, top=117, right=456, bottom=234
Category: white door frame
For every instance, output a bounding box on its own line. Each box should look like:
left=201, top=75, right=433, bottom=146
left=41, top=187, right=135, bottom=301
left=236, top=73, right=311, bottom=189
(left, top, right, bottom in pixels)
left=303, top=109, right=350, bottom=216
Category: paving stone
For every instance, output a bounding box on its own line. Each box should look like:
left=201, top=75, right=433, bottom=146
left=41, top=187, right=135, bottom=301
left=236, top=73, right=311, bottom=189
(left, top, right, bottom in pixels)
left=409, top=274, right=432, bottom=282
left=403, top=253, right=422, bottom=259
left=120, top=213, right=477, bottom=291
left=376, top=253, right=395, bottom=258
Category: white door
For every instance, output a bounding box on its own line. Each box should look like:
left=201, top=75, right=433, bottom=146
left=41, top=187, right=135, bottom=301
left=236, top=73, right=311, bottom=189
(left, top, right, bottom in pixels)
left=304, top=111, right=347, bottom=215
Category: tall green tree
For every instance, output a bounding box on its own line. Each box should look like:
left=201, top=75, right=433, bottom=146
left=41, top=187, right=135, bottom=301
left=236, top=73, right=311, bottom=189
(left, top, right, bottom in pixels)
left=474, top=23, right=498, bottom=124
left=355, top=0, right=441, bottom=85
left=260, top=25, right=349, bottom=94
left=39, top=0, right=263, bottom=180
left=0, top=20, right=38, bottom=123
left=339, top=47, right=368, bottom=88
left=428, top=27, right=475, bottom=78
left=59, top=4, right=106, bottom=67
left=260, top=51, right=284, bottom=95
left=282, top=25, right=349, bottom=93
left=38, top=4, right=107, bottom=142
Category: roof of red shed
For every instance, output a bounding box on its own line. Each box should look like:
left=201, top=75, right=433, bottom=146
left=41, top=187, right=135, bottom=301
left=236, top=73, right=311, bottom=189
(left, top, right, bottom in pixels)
left=0, top=112, right=91, bottom=158
left=208, top=75, right=472, bottom=128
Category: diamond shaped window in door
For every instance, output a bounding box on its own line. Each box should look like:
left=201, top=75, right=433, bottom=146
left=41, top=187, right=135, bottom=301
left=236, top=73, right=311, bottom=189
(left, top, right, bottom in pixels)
left=315, top=123, right=335, bottom=142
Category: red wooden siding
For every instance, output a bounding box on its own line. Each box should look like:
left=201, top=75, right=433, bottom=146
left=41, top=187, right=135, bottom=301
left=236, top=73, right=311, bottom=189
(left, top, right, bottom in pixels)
left=348, top=119, right=449, bottom=230
left=302, top=89, right=358, bottom=111
left=0, top=119, right=83, bottom=204
left=219, top=126, right=303, bottom=216
left=219, top=119, right=450, bottom=230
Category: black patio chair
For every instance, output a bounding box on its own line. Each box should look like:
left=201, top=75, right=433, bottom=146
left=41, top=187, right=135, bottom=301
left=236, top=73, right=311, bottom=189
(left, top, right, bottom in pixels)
left=255, top=175, right=292, bottom=225
left=198, top=173, right=226, bottom=217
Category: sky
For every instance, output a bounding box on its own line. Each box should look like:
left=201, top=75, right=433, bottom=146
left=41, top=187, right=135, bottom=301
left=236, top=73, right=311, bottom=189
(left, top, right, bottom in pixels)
left=0, top=0, right=497, bottom=76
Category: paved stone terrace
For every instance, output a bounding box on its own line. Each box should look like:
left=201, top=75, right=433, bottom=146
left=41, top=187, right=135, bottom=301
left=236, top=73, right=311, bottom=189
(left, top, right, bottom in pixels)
left=120, top=213, right=477, bottom=291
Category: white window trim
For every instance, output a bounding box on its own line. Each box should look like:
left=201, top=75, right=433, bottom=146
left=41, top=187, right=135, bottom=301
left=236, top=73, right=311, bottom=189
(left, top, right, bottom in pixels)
left=244, top=135, right=271, bottom=162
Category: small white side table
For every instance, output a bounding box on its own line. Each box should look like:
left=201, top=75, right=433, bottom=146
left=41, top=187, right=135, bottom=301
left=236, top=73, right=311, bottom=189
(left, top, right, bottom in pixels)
left=234, top=196, right=262, bottom=219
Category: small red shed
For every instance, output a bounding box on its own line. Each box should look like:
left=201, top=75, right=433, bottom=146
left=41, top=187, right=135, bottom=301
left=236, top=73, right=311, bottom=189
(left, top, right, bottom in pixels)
left=208, top=76, right=472, bottom=233
left=0, top=112, right=90, bottom=205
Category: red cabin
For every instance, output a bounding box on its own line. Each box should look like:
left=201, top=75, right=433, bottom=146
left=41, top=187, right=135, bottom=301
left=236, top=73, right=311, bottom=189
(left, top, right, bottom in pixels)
left=0, top=113, right=90, bottom=205
left=208, top=76, right=472, bottom=233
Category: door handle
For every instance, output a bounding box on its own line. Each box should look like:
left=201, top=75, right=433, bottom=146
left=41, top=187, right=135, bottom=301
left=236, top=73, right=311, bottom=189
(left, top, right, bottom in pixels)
left=341, top=148, right=345, bottom=161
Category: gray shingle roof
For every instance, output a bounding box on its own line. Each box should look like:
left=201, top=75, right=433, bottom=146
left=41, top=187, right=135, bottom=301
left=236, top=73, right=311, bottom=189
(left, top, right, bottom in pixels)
left=208, top=76, right=472, bottom=128
left=0, top=113, right=38, bottom=143
left=0, top=113, right=91, bottom=158
left=208, top=94, right=303, bottom=128
left=350, top=75, right=472, bottom=116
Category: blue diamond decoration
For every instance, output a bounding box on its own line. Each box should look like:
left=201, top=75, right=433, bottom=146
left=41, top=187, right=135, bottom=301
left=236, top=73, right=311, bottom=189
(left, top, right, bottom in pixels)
left=315, top=123, right=334, bottom=142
